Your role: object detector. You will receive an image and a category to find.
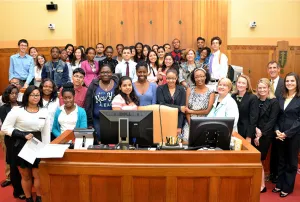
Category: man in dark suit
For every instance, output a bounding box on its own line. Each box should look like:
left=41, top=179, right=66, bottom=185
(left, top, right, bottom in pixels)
left=267, top=61, right=284, bottom=183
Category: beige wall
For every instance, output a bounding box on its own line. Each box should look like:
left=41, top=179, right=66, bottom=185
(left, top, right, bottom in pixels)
left=228, top=0, right=300, bottom=46
left=0, top=0, right=75, bottom=48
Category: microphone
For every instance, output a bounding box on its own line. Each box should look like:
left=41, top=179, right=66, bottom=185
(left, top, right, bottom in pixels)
left=158, top=104, right=164, bottom=150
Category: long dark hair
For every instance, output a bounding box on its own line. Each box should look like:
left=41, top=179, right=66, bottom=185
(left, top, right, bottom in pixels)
left=36, top=54, right=46, bottom=71
left=161, top=53, right=179, bottom=74
left=2, top=84, right=19, bottom=104
left=283, top=72, right=300, bottom=98
left=146, top=50, right=159, bottom=77
left=21, top=85, right=43, bottom=108
left=114, top=76, right=139, bottom=106
left=71, top=48, right=85, bottom=66
left=134, top=42, right=144, bottom=62
left=65, top=44, right=74, bottom=61
left=39, top=79, right=58, bottom=104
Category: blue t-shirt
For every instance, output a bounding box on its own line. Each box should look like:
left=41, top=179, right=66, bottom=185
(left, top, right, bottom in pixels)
left=93, top=83, right=116, bottom=118
left=133, top=82, right=157, bottom=106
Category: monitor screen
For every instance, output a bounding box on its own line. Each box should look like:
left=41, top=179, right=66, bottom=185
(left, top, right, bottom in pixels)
left=99, top=110, right=153, bottom=146
left=189, top=117, right=234, bottom=150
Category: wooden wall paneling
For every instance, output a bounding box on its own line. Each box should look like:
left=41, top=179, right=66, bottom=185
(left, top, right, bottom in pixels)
left=177, top=177, right=209, bottom=201
left=230, top=50, right=271, bottom=87
left=90, top=176, right=122, bottom=202
left=163, top=0, right=169, bottom=44
left=98, top=0, right=107, bottom=47
left=50, top=175, right=80, bottom=201
left=122, top=0, right=136, bottom=46
left=108, top=1, right=123, bottom=50
left=192, top=0, right=201, bottom=49
left=133, top=177, right=166, bottom=202
left=275, top=41, right=293, bottom=75
left=137, top=1, right=152, bottom=45
left=294, top=50, right=300, bottom=75
left=180, top=0, right=194, bottom=49
left=218, top=177, right=251, bottom=202
left=167, top=1, right=181, bottom=46
left=151, top=0, right=165, bottom=46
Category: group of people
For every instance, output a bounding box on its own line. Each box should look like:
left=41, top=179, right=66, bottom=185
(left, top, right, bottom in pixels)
left=0, top=36, right=299, bottom=201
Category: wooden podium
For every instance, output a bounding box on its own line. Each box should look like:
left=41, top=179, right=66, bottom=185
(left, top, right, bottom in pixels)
left=39, top=130, right=262, bottom=202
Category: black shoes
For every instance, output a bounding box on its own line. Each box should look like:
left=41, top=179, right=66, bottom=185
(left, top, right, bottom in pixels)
left=260, top=187, right=267, bottom=193
left=1, top=180, right=11, bottom=187
left=272, top=188, right=281, bottom=193
left=14, top=193, right=26, bottom=200
left=25, top=197, right=34, bottom=202
left=279, top=192, right=289, bottom=197
left=36, top=195, right=42, bottom=202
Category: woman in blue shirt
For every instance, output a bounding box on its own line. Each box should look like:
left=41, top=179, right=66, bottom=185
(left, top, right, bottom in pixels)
left=52, top=83, right=87, bottom=137
left=84, top=64, right=118, bottom=140
left=133, top=61, right=157, bottom=106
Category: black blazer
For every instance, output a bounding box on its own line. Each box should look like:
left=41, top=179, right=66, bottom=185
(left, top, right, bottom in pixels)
left=275, top=77, right=284, bottom=99
left=232, top=92, right=259, bottom=138
left=156, top=84, right=186, bottom=128
left=257, top=98, right=280, bottom=138
left=275, top=96, right=300, bottom=138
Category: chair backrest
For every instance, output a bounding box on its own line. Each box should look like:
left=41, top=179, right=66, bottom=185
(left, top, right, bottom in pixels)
left=138, top=104, right=178, bottom=144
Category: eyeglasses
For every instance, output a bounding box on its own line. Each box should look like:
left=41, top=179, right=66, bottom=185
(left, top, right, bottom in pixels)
left=10, top=82, right=20, bottom=85
left=100, top=71, right=112, bottom=75
left=73, top=75, right=84, bottom=79
left=29, top=94, right=41, bottom=98
left=166, top=77, right=177, bottom=81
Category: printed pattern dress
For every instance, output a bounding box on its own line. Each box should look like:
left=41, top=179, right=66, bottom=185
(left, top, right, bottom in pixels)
left=182, top=87, right=213, bottom=141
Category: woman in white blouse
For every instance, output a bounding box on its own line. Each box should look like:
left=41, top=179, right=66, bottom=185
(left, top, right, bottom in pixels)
left=2, top=86, right=50, bottom=202
left=207, top=78, right=239, bottom=132
left=34, top=54, right=46, bottom=87
left=39, top=79, right=60, bottom=132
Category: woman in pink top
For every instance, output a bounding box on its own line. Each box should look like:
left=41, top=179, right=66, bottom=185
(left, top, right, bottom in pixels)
left=112, top=76, right=139, bottom=110
left=81, top=47, right=99, bottom=87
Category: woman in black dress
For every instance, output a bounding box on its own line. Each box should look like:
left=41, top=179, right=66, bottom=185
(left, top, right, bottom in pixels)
left=253, top=78, right=280, bottom=193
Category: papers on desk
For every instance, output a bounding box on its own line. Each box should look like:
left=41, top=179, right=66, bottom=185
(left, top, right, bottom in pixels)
left=18, top=137, right=69, bottom=165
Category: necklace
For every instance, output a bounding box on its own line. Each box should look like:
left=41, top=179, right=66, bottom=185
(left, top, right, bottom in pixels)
left=100, top=80, right=112, bottom=91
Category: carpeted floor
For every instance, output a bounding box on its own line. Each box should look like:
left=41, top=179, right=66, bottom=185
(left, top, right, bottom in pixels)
left=0, top=148, right=299, bottom=202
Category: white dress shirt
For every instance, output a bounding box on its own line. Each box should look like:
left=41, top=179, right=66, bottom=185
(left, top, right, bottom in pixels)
left=58, top=105, right=78, bottom=134
left=1, top=106, right=50, bottom=144
left=209, top=50, right=228, bottom=80
left=207, top=93, right=239, bottom=132
left=115, top=60, right=137, bottom=81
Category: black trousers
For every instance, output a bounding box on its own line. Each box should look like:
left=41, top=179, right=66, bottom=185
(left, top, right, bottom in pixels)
left=276, top=134, right=300, bottom=193
left=10, top=164, right=24, bottom=196
left=270, top=137, right=279, bottom=176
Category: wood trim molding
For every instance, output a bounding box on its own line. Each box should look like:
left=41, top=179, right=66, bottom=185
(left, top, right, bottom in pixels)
left=227, top=45, right=276, bottom=51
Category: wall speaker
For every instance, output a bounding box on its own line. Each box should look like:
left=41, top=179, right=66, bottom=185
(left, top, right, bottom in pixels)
left=46, top=2, right=58, bottom=11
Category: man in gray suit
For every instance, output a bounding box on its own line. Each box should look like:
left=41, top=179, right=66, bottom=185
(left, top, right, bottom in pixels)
left=267, top=60, right=284, bottom=183
left=268, top=61, right=284, bottom=98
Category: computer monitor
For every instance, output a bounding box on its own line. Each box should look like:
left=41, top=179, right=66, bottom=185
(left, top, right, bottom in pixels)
left=99, top=110, right=153, bottom=146
left=188, top=117, right=234, bottom=150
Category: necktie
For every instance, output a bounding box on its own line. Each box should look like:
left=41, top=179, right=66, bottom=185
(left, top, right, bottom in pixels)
left=271, top=80, right=275, bottom=94
left=208, top=54, right=214, bottom=74
left=126, top=62, right=129, bottom=77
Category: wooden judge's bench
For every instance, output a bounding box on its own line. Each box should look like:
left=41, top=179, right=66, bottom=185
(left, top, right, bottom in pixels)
left=39, top=130, right=262, bottom=202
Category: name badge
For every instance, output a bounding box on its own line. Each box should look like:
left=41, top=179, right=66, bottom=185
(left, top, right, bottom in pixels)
left=57, top=69, right=63, bottom=73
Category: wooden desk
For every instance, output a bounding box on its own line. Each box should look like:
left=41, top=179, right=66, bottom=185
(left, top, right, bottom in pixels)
left=39, top=130, right=262, bottom=202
